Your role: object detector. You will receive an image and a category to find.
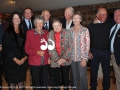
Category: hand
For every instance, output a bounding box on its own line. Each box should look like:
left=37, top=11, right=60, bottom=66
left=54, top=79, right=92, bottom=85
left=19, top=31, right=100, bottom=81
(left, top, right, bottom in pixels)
left=60, top=58, right=66, bottom=63
left=48, top=58, right=51, bottom=64
left=57, top=59, right=63, bottom=65
left=37, top=51, right=44, bottom=56
left=93, top=17, right=99, bottom=24
left=13, top=58, right=22, bottom=65
left=89, top=52, right=93, bottom=60
left=80, top=59, right=86, bottom=67
left=21, top=56, right=27, bottom=64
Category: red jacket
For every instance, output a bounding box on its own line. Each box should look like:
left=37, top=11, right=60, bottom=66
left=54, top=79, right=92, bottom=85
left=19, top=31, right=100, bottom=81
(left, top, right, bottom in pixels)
left=25, top=29, right=49, bottom=66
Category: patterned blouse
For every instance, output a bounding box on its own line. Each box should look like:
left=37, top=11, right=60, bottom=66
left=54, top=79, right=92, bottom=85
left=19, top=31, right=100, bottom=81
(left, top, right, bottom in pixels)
left=69, top=26, right=90, bottom=61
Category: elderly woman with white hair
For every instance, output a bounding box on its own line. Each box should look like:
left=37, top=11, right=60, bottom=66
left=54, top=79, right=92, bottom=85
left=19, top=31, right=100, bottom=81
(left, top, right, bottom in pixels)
left=25, top=15, right=49, bottom=90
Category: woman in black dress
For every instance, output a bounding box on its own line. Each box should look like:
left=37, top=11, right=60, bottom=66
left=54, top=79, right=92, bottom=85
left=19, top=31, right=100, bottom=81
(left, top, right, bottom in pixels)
left=2, top=11, right=27, bottom=90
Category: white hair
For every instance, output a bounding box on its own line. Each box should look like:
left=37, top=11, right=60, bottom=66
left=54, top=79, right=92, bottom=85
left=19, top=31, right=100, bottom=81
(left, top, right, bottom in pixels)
left=66, top=6, right=74, bottom=14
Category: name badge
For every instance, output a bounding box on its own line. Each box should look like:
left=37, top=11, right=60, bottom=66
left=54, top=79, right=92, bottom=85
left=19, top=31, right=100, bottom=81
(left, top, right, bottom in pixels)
left=118, top=35, right=120, bottom=37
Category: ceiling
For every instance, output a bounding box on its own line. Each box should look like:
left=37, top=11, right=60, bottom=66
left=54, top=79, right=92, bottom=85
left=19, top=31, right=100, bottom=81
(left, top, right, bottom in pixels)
left=0, top=0, right=119, bottom=13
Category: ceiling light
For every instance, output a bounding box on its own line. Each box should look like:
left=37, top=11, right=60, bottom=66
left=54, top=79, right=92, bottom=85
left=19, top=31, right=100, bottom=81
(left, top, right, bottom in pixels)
left=11, top=0, right=15, bottom=4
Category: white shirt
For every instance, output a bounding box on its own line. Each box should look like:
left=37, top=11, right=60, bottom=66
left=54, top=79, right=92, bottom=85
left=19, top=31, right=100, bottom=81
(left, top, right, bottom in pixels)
left=44, top=21, right=49, bottom=29
left=25, top=18, right=32, bottom=29
left=110, top=24, right=120, bottom=52
left=66, top=20, right=72, bottom=29
left=98, top=20, right=103, bottom=23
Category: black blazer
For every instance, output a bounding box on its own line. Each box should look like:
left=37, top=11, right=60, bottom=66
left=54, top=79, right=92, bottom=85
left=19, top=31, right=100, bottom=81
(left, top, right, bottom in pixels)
left=22, top=19, right=34, bottom=35
left=113, top=28, right=120, bottom=66
left=42, top=21, right=53, bottom=32
left=2, top=30, right=27, bottom=70
left=61, top=18, right=74, bottom=29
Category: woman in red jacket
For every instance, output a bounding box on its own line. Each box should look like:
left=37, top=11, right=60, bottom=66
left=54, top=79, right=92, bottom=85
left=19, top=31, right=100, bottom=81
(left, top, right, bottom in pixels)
left=25, top=15, right=49, bottom=90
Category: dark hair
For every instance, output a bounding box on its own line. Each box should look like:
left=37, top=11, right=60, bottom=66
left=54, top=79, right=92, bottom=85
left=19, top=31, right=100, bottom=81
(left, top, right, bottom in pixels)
left=23, top=7, right=33, bottom=13
left=52, top=19, right=61, bottom=25
left=5, top=11, right=24, bottom=37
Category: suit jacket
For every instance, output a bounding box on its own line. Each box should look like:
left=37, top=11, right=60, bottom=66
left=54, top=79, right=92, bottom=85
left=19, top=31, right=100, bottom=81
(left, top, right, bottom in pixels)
left=113, top=28, right=120, bottom=66
left=22, top=19, right=34, bottom=35
left=69, top=26, right=90, bottom=61
left=2, top=29, right=27, bottom=70
left=48, top=29, right=72, bottom=68
left=25, top=29, right=49, bottom=66
left=1, top=21, right=9, bottom=31
left=42, top=21, right=53, bottom=32
left=61, top=18, right=74, bottom=29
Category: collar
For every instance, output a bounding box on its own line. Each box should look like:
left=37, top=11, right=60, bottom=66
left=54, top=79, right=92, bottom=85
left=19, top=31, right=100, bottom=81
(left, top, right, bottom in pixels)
left=44, top=21, right=49, bottom=25
left=66, top=19, right=72, bottom=24
left=117, top=23, right=120, bottom=28
left=34, top=29, right=45, bottom=35
left=25, top=18, right=31, bottom=22
left=54, top=30, right=62, bottom=34
left=45, top=21, right=49, bottom=23
left=98, top=20, right=104, bottom=23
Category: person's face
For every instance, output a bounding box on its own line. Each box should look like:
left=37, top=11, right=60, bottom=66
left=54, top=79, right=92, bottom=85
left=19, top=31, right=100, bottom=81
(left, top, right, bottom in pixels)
left=35, top=20, right=44, bottom=31
left=53, top=22, right=62, bottom=32
left=43, top=11, right=50, bottom=21
left=114, top=10, right=120, bottom=24
left=96, top=9, right=107, bottom=23
left=64, top=8, right=73, bottom=20
left=24, top=9, right=33, bottom=20
left=12, top=14, right=20, bottom=26
left=73, top=14, right=82, bottom=26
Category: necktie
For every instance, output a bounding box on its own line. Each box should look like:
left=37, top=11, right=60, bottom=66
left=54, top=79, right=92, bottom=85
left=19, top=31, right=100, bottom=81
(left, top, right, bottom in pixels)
left=110, top=24, right=118, bottom=40
left=28, top=20, right=32, bottom=30
left=110, top=24, right=118, bottom=50
left=44, top=22, right=48, bottom=30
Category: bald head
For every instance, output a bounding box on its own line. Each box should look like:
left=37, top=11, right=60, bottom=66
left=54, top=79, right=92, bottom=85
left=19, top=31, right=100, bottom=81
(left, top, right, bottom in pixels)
left=96, top=8, right=107, bottom=22
left=41, top=10, right=51, bottom=21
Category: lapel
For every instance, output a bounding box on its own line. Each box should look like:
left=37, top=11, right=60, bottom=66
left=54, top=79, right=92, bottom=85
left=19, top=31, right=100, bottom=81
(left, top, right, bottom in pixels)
left=43, top=21, right=52, bottom=32
left=114, top=28, right=120, bottom=43
left=31, top=19, right=35, bottom=29
left=23, top=19, right=29, bottom=30
left=65, top=20, right=74, bottom=29
left=70, top=21, right=74, bottom=27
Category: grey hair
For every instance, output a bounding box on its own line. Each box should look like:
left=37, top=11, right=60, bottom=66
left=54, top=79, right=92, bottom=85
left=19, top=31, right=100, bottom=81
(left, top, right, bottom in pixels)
left=66, top=6, right=74, bottom=14
left=34, top=15, right=45, bottom=25
left=73, top=11, right=82, bottom=19
left=114, top=9, right=120, bottom=13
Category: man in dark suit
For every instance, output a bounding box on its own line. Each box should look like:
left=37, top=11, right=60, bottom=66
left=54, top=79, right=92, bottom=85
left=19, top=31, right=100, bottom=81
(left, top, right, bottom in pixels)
left=41, top=10, right=53, bottom=86
left=110, top=9, right=120, bottom=90
left=61, top=7, right=74, bottom=29
left=22, top=7, right=34, bottom=35
left=61, top=7, right=74, bottom=86
left=41, top=10, right=53, bottom=32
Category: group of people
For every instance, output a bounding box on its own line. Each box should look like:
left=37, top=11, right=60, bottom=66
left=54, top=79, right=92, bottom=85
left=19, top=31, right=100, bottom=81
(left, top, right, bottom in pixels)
left=0, top=5, right=120, bottom=90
